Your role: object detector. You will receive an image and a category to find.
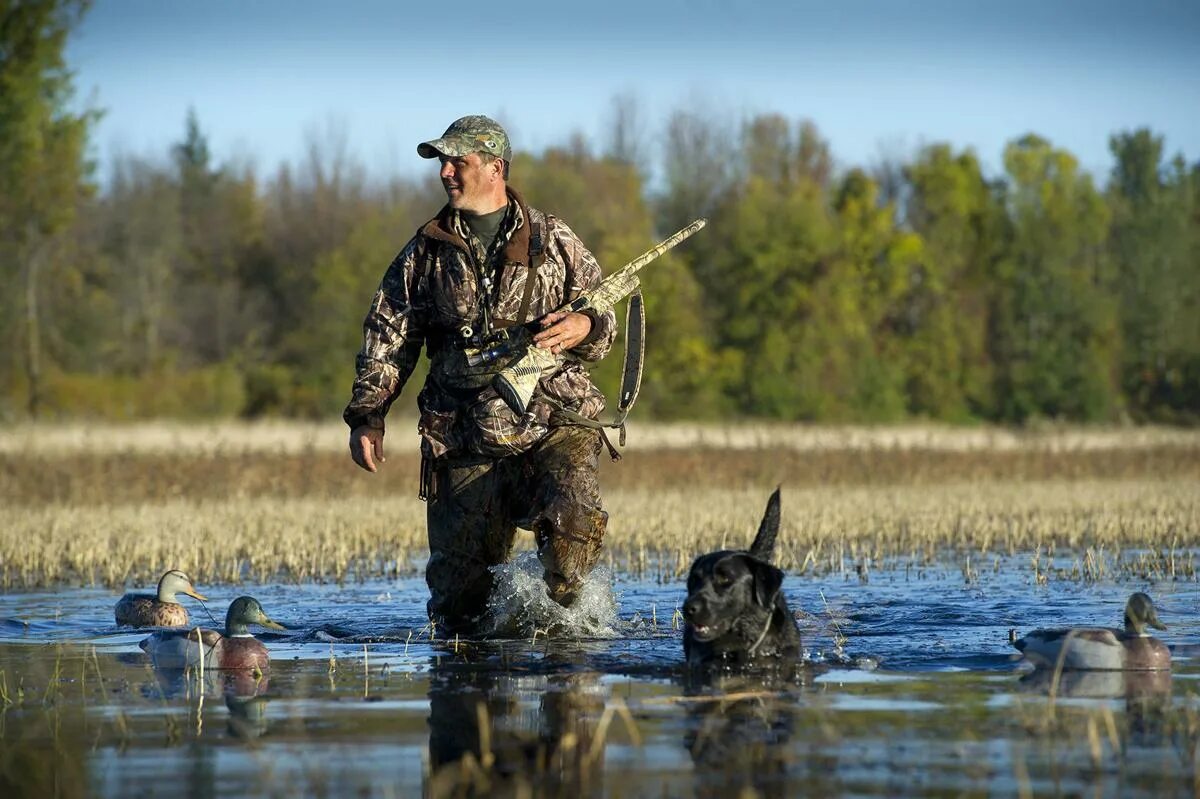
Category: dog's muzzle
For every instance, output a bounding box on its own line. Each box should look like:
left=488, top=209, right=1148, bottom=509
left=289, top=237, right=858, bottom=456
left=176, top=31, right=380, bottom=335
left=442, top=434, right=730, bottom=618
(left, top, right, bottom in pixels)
left=683, top=596, right=719, bottom=641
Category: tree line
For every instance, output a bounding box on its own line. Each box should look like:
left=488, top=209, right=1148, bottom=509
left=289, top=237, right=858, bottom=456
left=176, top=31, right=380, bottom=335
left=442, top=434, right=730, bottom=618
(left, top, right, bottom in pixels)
left=3, top=2, right=1198, bottom=424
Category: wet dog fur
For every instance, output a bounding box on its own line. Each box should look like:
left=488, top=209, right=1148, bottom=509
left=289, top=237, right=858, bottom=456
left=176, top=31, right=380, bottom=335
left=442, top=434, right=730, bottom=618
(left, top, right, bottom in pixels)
left=682, top=488, right=802, bottom=666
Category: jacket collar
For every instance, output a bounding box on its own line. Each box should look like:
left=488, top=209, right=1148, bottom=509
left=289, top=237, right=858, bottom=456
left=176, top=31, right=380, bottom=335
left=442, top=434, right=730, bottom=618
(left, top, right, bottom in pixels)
left=420, top=186, right=534, bottom=267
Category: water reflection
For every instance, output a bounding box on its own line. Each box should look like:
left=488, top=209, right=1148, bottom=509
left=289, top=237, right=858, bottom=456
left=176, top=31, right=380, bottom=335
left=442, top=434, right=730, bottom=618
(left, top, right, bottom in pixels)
left=426, top=658, right=608, bottom=798
left=1017, top=668, right=1173, bottom=745
left=149, top=664, right=270, bottom=700
left=683, top=665, right=815, bottom=798
left=225, top=692, right=270, bottom=741
left=4, top=573, right=1200, bottom=798
left=1017, top=668, right=1170, bottom=700
left=146, top=665, right=272, bottom=743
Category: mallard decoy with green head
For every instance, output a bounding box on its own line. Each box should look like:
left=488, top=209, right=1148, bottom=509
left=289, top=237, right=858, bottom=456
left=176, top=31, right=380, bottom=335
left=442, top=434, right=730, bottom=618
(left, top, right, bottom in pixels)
left=1013, top=592, right=1170, bottom=671
left=114, top=569, right=208, bottom=627
left=139, top=596, right=285, bottom=671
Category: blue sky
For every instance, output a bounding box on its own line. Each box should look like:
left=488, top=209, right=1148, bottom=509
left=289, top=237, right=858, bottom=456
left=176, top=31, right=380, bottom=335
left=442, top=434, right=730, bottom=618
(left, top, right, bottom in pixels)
left=69, top=0, right=1200, bottom=185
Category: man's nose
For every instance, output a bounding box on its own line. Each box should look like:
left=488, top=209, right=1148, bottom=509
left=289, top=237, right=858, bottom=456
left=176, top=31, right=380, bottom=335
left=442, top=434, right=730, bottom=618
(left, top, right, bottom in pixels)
left=440, top=160, right=455, bottom=180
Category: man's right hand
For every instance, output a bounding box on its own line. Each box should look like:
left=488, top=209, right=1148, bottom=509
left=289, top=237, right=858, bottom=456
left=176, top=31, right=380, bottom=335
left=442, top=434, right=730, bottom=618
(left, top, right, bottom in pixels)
left=349, top=425, right=386, bottom=473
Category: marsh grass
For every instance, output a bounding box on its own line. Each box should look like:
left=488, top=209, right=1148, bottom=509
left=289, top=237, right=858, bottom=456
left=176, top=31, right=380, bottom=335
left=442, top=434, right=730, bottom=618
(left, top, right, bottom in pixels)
left=3, top=420, right=1198, bottom=457
left=1, top=423, right=1197, bottom=587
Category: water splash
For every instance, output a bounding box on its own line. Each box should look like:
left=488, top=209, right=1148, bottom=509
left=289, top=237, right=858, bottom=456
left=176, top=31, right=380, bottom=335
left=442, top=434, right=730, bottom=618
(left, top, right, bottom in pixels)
left=483, top=551, right=619, bottom=639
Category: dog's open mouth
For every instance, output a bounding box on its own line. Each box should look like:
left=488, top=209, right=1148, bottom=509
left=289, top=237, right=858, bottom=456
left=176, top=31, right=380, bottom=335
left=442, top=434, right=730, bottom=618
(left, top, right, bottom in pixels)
left=690, top=623, right=718, bottom=641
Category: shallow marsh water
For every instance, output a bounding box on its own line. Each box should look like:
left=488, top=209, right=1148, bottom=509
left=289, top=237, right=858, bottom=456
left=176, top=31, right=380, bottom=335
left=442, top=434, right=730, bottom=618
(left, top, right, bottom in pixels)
left=4, top=552, right=1200, bottom=798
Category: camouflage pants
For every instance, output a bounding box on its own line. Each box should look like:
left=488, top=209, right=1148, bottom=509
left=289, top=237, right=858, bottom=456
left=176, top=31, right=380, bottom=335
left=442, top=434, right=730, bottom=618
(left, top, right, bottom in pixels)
left=425, top=425, right=608, bottom=631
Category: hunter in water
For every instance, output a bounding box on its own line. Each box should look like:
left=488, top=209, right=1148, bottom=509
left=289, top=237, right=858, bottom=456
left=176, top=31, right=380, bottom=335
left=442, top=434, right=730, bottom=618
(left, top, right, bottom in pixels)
left=344, top=115, right=618, bottom=632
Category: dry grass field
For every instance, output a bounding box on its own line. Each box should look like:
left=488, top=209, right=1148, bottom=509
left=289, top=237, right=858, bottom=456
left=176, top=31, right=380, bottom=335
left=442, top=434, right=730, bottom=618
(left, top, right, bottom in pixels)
left=1, top=421, right=1197, bottom=588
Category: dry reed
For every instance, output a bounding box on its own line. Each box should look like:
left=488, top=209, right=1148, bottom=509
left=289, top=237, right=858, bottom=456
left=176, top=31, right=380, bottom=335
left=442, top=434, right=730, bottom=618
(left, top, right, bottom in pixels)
left=2, top=420, right=1198, bottom=457
left=0, top=422, right=1196, bottom=588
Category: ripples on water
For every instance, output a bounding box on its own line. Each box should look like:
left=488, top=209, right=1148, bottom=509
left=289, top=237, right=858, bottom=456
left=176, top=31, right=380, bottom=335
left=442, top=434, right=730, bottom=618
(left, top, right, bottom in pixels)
left=2, top=553, right=1200, bottom=797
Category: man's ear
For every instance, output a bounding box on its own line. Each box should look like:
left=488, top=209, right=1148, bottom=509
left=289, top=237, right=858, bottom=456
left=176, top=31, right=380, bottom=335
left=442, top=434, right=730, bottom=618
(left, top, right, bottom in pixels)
left=748, top=558, right=784, bottom=609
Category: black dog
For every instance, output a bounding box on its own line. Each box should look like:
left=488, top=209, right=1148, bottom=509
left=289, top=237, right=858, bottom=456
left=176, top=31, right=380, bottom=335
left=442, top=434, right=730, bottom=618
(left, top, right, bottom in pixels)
left=682, top=488, right=802, bottom=666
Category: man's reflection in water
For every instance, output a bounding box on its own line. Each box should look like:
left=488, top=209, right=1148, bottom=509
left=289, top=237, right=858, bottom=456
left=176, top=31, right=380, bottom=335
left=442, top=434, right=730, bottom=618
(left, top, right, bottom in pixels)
left=683, top=665, right=814, bottom=799
left=426, top=661, right=607, bottom=798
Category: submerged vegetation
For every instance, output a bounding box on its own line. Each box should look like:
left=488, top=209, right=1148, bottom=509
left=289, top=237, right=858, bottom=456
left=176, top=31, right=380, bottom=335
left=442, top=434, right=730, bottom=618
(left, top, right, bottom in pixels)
left=1, top=422, right=1196, bottom=588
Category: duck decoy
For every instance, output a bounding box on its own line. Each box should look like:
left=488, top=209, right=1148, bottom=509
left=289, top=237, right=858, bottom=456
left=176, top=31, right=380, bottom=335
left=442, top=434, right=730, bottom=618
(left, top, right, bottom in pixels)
left=1013, top=592, right=1170, bottom=671
left=115, top=569, right=207, bottom=627
left=140, top=596, right=284, bottom=671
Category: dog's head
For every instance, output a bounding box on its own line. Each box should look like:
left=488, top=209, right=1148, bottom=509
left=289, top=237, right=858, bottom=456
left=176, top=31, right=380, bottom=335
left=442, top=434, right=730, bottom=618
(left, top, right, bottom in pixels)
left=683, top=550, right=785, bottom=642
left=682, top=488, right=785, bottom=643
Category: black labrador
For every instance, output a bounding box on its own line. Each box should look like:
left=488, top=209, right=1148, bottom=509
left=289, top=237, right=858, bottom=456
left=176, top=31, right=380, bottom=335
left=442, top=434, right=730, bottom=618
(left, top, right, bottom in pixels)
left=682, top=488, right=802, bottom=666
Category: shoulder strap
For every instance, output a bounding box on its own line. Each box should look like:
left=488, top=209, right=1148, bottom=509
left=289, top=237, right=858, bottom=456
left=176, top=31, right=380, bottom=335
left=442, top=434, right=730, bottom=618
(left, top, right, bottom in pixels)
left=615, top=290, right=646, bottom=443
left=528, top=211, right=548, bottom=266
left=416, top=229, right=436, bottom=282
left=514, top=212, right=549, bottom=327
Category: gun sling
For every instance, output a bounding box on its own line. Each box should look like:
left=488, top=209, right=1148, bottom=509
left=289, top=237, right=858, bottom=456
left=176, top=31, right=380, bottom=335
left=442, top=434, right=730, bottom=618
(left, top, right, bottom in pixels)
left=541, top=290, right=645, bottom=461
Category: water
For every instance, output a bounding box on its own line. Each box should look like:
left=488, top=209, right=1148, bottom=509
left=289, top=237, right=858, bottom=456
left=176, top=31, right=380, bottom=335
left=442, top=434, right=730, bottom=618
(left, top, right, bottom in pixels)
left=3, top=551, right=1200, bottom=798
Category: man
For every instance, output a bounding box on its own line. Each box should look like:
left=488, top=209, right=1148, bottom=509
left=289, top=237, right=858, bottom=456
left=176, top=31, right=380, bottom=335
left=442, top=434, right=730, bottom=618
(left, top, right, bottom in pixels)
left=344, top=115, right=617, bottom=633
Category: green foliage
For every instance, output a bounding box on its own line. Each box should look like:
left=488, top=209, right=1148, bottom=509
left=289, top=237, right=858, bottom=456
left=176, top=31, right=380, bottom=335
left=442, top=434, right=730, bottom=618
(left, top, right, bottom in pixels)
left=2, top=77, right=1199, bottom=425
left=43, top=364, right=245, bottom=419
left=703, top=171, right=835, bottom=418
left=519, top=143, right=730, bottom=418
left=903, top=144, right=1004, bottom=419
left=1107, top=130, right=1200, bottom=421
left=0, top=0, right=97, bottom=416
left=291, top=205, right=429, bottom=418
left=0, top=0, right=94, bottom=232
left=992, top=135, right=1117, bottom=421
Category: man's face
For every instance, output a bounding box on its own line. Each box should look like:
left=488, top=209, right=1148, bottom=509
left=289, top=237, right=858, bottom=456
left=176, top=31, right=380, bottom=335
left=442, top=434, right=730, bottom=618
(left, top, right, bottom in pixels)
left=439, top=152, right=501, bottom=213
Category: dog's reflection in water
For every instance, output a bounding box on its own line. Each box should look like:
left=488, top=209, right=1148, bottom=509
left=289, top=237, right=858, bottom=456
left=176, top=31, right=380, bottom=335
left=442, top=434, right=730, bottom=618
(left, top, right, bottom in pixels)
left=683, top=664, right=816, bottom=799
left=426, top=662, right=608, bottom=798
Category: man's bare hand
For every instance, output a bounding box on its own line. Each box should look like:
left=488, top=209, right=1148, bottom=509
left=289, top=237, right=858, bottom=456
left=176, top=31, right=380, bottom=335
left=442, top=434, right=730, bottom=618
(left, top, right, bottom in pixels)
left=532, top=311, right=592, bottom=354
left=350, top=425, right=386, bottom=473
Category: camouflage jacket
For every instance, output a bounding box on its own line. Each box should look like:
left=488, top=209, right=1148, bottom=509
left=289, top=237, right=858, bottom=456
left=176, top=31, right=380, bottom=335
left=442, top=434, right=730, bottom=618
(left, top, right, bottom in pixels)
left=343, top=187, right=617, bottom=458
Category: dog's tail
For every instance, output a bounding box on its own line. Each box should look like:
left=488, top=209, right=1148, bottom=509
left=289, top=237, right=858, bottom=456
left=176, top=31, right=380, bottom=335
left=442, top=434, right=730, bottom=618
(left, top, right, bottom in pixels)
left=749, top=486, right=782, bottom=561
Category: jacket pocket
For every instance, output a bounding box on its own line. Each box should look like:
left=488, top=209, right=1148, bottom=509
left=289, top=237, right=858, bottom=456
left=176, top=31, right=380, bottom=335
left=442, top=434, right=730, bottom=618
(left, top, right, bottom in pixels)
left=465, top=394, right=551, bottom=458
left=416, top=386, right=462, bottom=459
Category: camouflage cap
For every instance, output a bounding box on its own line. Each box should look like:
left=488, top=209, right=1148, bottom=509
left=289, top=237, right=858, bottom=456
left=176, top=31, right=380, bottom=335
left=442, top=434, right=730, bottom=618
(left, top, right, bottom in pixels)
left=417, top=115, right=512, bottom=161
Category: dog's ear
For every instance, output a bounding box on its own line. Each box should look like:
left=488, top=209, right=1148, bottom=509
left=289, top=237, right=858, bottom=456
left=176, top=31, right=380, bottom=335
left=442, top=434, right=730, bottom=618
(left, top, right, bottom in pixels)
left=748, top=487, right=781, bottom=561
left=749, top=557, right=784, bottom=609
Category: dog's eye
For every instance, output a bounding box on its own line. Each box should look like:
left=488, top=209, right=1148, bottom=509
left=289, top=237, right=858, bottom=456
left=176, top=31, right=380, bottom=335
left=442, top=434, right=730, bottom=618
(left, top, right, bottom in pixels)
left=714, top=573, right=732, bottom=589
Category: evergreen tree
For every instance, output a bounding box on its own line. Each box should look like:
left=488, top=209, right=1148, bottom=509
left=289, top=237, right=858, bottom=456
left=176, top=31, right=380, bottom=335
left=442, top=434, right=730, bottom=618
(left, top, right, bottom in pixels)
left=0, top=0, right=97, bottom=417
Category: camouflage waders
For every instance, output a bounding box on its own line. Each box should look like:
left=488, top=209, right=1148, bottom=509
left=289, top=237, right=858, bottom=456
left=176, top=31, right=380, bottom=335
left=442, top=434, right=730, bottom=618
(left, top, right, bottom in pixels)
left=425, top=425, right=607, bottom=631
